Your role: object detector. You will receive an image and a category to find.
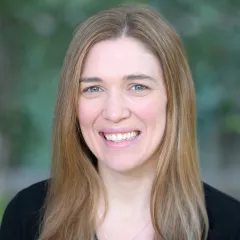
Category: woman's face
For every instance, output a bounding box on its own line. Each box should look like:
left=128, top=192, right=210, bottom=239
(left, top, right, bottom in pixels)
left=78, top=37, right=167, bottom=173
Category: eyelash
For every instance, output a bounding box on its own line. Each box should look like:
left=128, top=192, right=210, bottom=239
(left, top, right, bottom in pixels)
left=82, top=86, right=102, bottom=93
left=130, top=84, right=149, bottom=91
left=83, top=84, right=149, bottom=93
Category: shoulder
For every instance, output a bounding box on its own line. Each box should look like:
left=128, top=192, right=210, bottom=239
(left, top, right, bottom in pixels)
left=10, top=179, right=49, bottom=220
left=0, top=179, right=49, bottom=240
left=17, top=179, right=48, bottom=209
left=203, top=182, right=240, bottom=240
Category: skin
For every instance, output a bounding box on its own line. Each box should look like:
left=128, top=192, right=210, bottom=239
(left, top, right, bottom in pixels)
left=78, top=37, right=167, bottom=239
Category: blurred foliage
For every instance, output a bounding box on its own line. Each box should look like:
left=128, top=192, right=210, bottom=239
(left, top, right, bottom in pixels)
left=0, top=197, right=8, bottom=221
left=0, top=107, right=41, bottom=165
left=0, top=0, right=239, bottom=168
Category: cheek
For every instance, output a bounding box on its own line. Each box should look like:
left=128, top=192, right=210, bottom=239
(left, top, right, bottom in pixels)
left=77, top=99, right=101, bottom=128
left=135, top=96, right=167, bottom=126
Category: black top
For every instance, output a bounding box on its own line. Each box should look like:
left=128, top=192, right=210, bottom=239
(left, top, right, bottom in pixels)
left=0, top=180, right=240, bottom=240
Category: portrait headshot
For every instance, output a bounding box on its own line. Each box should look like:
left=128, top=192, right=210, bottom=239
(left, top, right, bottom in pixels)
left=0, top=3, right=240, bottom=240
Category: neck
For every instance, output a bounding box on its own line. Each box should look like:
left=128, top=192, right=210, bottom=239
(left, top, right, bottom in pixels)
left=98, top=161, right=156, bottom=219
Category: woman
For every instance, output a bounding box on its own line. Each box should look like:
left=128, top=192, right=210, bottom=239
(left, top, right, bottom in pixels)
left=1, top=4, right=240, bottom=240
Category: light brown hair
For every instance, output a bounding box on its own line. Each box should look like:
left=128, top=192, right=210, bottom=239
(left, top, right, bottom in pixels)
left=39, top=4, right=209, bottom=240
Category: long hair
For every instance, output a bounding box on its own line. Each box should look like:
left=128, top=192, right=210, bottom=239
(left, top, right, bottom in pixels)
left=39, top=4, right=209, bottom=240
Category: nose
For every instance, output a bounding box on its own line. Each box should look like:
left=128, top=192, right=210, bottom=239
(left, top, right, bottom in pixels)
left=102, top=90, right=130, bottom=123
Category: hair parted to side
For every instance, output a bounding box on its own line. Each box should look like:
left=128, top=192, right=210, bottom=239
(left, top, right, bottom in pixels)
left=39, top=4, right=209, bottom=240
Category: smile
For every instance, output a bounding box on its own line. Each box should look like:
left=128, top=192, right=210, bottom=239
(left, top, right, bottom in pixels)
left=103, top=131, right=140, bottom=142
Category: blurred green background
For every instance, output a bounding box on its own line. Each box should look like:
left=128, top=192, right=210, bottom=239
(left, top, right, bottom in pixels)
left=0, top=0, right=240, bottom=222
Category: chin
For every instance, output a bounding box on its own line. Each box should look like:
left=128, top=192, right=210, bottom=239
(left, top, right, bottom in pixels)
left=99, top=156, right=152, bottom=174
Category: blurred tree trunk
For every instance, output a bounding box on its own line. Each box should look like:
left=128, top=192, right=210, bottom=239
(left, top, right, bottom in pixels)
left=0, top=15, right=17, bottom=193
left=220, top=131, right=240, bottom=168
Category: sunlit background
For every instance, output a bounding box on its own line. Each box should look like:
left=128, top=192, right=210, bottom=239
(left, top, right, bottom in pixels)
left=0, top=0, right=240, bottom=222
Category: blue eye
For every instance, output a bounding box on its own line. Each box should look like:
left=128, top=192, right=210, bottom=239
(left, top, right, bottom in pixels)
left=131, top=84, right=148, bottom=91
left=84, top=86, right=102, bottom=92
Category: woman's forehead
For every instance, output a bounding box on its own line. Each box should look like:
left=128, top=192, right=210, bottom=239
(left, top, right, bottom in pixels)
left=81, top=37, right=162, bottom=81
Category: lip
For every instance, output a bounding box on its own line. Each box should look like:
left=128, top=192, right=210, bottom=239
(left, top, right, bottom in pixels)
left=99, top=130, right=141, bottom=149
left=99, top=127, right=141, bottom=134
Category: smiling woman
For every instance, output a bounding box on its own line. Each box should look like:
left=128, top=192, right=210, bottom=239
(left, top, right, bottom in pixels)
left=1, top=4, right=240, bottom=240
left=78, top=37, right=167, bottom=174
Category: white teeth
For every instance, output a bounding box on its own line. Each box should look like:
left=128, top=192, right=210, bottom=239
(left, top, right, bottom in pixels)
left=103, top=131, right=139, bottom=142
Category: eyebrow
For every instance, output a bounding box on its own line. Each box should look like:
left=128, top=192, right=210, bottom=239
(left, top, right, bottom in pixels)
left=123, top=74, right=156, bottom=82
left=80, top=77, right=103, bottom=83
left=80, top=74, right=157, bottom=83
